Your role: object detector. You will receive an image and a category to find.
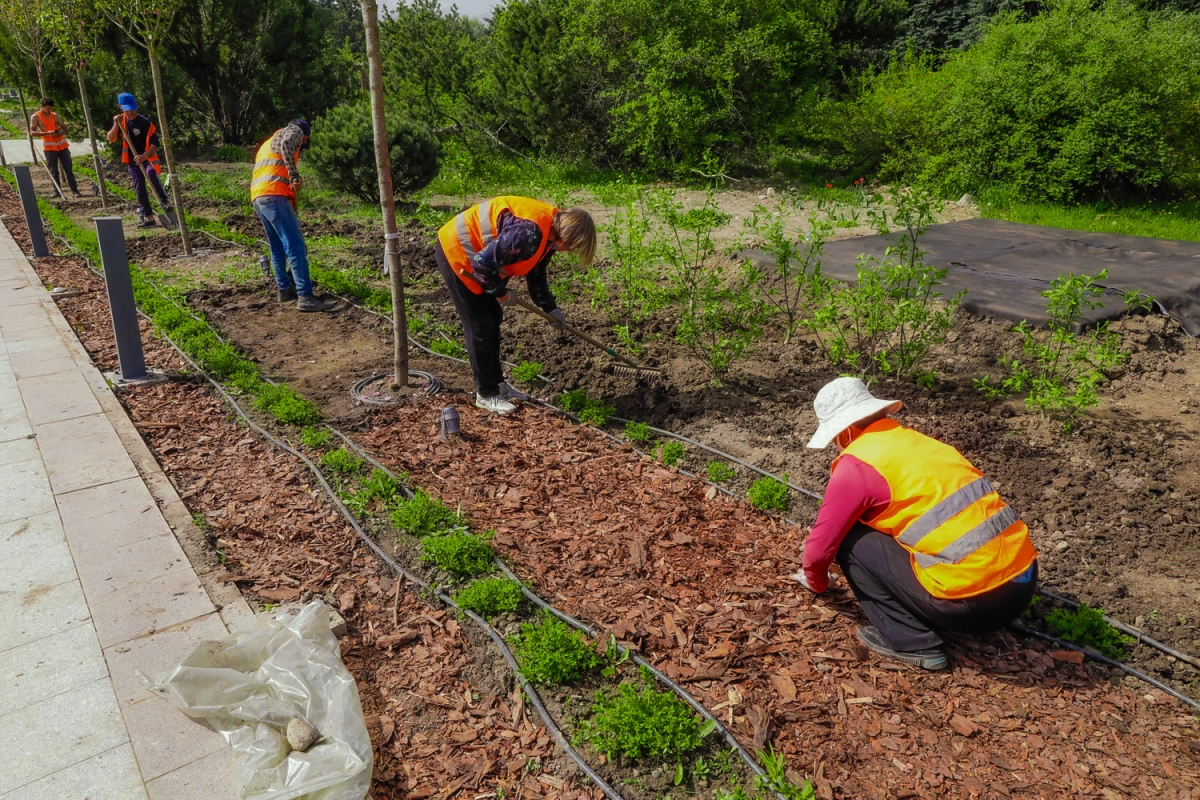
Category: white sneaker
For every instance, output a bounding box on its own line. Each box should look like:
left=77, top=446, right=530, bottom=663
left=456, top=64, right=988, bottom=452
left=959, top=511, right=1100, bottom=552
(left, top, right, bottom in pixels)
left=476, top=393, right=517, bottom=415
left=498, top=381, right=529, bottom=403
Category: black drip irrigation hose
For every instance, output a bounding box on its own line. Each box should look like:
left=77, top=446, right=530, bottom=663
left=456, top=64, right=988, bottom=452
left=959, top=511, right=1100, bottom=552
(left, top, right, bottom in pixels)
left=1037, top=590, right=1200, bottom=671
left=351, top=371, right=443, bottom=404
left=1012, top=625, right=1200, bottom=712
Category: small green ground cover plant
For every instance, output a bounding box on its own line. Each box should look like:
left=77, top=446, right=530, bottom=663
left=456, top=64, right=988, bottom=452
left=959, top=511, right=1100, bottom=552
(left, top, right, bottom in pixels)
left=657, top=440, right=685, bottom=467
left=321, top=447, right=364, bottom=475
left=706, top=461, right=737, bottom=482
left=1044, top=603, right=1133, bottom=659
left=455, top=577, right=524, bottom=616
left=391, top=490, right=464, bottom=537
left=430, top=337, right=468, bottom=359
left=559, top=389, right=589, bottom=412
left=623, top=421, right=654, bottom=446
left=511, top=361, right=543, bottom=385
left=560, top=389, right=616, bottom=425
left=300, top=426, right=332, bottom=449
left=575, top=665, right=713, bottom=761
left=421, top=531, right=494, bottom=578
left=341, top=468, right=408, bottom=515
left=510, top=614, right=602, bottom=685
left=747, top=476, right=789, bottom=513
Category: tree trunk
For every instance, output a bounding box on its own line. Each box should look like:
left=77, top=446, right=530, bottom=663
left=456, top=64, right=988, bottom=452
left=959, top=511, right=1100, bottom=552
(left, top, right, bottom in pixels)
left=147, top=44, right=192, bottom=255
left=359, top=0, right=409, bottom=390
left=17, top=86, right=38, bottom=166
left=35, top=64, right=46, bottom=102
left=75, top=66, right=109, bottom=210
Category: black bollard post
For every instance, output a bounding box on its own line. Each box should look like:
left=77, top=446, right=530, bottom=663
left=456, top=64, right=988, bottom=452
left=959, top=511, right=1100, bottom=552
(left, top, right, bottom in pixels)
left=95, top=216, right=149, bottom=382
left=13, top=165, right=49, bottom=258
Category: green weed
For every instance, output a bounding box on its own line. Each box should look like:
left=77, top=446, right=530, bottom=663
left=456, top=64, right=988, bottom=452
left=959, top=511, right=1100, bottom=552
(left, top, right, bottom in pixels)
left=510, top=614, right=603, bottom=685
left=577, top=398, right=616, bottom=426
left=706, top=461, right=737, bottom=482
left=390, top=490, right=464, bottom=537
left=321, top=447, right=365, bottom=476
left=420, top=531, right=494, bottom=578
left=454, top=577, right=524, bottom=616
left=657, top=440, right=685, bottom=467
left=623, top=421, right=654, bottom=446
left=559, top=389, right=589, bottom=412
left=301, top=427, right=332, bottom=449
left=747, top=475, right=789, bottom=513
left=252, top=383, right=321, bottom=426
left=755, top=745, right=815, bottom=799
left=430, top=337, right=468, bottom=359
left=511, top=361, right=543, bottom=385
left=1044, top=603, right=1133, bottom=659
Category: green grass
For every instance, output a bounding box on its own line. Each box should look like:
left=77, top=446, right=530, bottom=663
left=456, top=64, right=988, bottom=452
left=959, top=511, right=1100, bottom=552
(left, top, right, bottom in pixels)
left=980, top=188, right=1200, bottom=242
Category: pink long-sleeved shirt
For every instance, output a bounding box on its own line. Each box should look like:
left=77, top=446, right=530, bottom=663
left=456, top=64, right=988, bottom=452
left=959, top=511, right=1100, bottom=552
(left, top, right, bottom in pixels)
left=801, top=455, right=890, bottom=592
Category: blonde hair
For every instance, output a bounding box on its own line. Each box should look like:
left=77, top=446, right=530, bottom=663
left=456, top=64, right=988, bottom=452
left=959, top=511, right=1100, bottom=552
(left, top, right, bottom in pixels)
left=552, top=208, right=597, bottom=266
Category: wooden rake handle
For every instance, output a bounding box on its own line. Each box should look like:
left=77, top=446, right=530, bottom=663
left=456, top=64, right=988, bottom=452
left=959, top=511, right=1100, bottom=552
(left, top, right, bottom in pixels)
left=512, top=297, right=645, bottom=371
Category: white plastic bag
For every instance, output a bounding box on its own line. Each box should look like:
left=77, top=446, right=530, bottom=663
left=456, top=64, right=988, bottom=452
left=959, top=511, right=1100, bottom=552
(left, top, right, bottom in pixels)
left=146, top=602, right=372, bottom=800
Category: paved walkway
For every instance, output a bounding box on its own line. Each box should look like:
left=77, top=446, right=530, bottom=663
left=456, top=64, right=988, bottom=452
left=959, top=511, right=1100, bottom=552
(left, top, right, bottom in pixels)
left=0, top=219, right=243, bottom=798
left=1, top=138, right=100, bottom=166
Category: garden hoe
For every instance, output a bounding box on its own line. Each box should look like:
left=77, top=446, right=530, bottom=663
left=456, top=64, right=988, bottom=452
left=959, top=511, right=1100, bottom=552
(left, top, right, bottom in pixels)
left=513, top=296, right=662, bottom=380
left=116, top=119, right=178, bottom=231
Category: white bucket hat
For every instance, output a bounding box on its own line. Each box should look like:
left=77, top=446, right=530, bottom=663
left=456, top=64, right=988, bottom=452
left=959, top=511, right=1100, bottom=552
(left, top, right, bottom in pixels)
left=807, top=377, right=902, bottom=449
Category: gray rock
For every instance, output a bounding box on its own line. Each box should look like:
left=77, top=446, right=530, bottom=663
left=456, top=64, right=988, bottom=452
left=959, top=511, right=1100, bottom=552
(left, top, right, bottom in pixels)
left=957, top=194, right=975, bottom=206
left=1054, top=540, right=1069, bottom=553
left=287, top=717, right=320, bottom=752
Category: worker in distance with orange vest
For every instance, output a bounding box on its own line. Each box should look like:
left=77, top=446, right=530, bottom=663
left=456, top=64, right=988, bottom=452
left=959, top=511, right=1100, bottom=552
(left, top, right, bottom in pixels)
left=437, top=197, right=596, bottom=414
left=250, top=119, right=335, bottom=312
left=29, top=98, right=83, bottom=198
left=106, top=92, right=171, bottom=229
left=796, top=377, right=1038, bottom=670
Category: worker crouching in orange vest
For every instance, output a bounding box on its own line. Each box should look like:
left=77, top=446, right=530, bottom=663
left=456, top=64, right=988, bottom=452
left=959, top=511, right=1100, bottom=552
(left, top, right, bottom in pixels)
left=796, top=377, right=1038, bottom=670
left=436, top=197, right=597, bottom=415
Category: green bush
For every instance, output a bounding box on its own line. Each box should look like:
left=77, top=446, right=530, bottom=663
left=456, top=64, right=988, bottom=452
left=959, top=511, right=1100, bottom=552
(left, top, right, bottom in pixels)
left=657, top=440, right=685, bottom=467
left=510, top=360, right=543, bottom=385
left=321, top=447, right=364, bottom=475
left=420, top=531, right=494, bottom=577
left=559, top=388, right=589, bottom=412
left=511, top=614, right=602, bottom=685
left=575, top=665, right=711, bottom=760
left=455, top=577, right=524, bottom=616
left=828, top=1, right=1200, bottom=201
left=301, top=427, right=332, bottom=449
left=306, top=103, right=441, bottom=203
left=1044, top=603, right=1133, bottom=659
left=577, top=398, right=616, bottom=426
left=623, top=420, right=654, bottom=446
left=214, top=144, right=251, bottom=163
left=391, top=489, right=463, bottom=537
left=706, top=461, right=736, bottom=482
left=747, top=475, right=789, bottom=513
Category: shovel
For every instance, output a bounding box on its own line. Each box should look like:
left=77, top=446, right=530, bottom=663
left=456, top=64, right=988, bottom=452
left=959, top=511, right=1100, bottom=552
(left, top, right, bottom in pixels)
left=513, top=297, right=662, bottom=379
left=116, top=118, right=178, bottom=230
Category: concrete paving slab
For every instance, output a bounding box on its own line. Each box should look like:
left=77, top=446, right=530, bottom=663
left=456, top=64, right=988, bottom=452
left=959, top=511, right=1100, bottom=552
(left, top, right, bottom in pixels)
left=145, top=746, right=235, bottom=800
left=35, top=412, right=140, bottom=495
left=16, top=371, right=102, bottom=426
left=10, top=355, right=77, bottom=380
left=87, top=568, right=214, bottom=649
left=0, top=579, right=91, bottom=655
left=122, top=695, right=227, bottom=782
left=0, top=457, right=56, bottom=523
left=103, top=613, right=229, bottom=708
left=0, top=435, right=39, bottom=467
left=74, top=529, right=187, bottom=598
left=0, top=511, right=77, bottom=595
left=4, top=335, right=69, bottom=355
left=0, top=624, right=108, bottom=718
left=57, top=477, right=174, bottom=556
left=0, top=678, right=128, bottom=794
left=0, top=743, right=148, bottom=800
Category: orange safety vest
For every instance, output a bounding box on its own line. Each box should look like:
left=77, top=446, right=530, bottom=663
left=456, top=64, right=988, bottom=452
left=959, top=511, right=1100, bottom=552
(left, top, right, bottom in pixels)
left=120, top=117, right=161, bottom=174
left=836, top=419, right=1037, bottom=600
left=438, top=196, right=558, bottom=294
left=250, top=136, right=300, bottom=202
left=36, top=110, right=68, bottom=151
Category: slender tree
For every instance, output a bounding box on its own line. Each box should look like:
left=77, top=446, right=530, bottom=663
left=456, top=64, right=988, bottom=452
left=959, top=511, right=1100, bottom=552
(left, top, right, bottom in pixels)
left=359, top=0, right=409, bottom=390
left=0, top=0, right=49, bottom=99
left=38, top=0, right=110, bottom=208
left=99, top=0, right=192, bottom=254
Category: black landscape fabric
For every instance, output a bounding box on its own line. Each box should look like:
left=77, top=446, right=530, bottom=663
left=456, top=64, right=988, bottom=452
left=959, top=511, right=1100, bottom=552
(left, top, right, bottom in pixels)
left=742, top=218, right=1200, bottom=336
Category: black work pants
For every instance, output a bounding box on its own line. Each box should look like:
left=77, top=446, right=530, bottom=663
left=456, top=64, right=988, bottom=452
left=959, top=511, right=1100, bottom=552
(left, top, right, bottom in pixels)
left=45, top=149, right=79, bottom=194
left=836, top=523, right=1036, bottom=651
left=436, top=242, right=504, bottom=397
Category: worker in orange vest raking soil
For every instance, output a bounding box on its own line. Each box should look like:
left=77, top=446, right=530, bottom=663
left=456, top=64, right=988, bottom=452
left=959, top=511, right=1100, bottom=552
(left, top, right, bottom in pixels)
left=30, top=97, right=83, bottom=198
left=437, top=196, right=597, bottom=415
left=106, top=92, right=171, bottom=229
left=250, top=119, right=335, bottom=313
left=795, top=377, right=1039, bottom=671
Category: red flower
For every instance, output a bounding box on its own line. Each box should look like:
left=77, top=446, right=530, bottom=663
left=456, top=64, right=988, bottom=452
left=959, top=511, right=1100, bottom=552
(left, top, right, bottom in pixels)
left=826, top=183, right=833, bottom=189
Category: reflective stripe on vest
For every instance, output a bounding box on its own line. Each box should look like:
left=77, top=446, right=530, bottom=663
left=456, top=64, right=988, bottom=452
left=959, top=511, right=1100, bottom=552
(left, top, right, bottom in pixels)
left=249, top=136, right=298, bottom=201
left=437, top=196, right=557, bottom=294
left=837, top=420, right=1037, bottom=599
left=37, top=111, right=67, bottom=151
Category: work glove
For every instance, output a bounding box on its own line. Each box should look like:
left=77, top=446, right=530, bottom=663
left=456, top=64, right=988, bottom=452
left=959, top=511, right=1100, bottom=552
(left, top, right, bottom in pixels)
left=790, top=569, right=839, bottom=594
left=496, top=291, right=518, bottom=306
left=548, top=308, right=568, bottom=330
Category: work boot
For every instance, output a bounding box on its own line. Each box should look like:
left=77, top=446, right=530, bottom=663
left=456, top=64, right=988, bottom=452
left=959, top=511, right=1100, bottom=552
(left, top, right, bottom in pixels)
left=498, top=381, right=530, bottom=403
left=296, top=294, right=337, bottom=313
left=278, top=287, right=298, bottom=303
left=136, top=215, right=156, bottom=229
left=856, top=626, right=948, bottom=671
left=476, top=393, right=517, bottom=416
left=71, top=190, right=83, bottom=199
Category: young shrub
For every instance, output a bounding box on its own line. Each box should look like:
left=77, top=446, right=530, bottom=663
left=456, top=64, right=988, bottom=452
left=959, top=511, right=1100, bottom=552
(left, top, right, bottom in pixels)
left=454, top=577, right=524, bottom=616
left=1044, top=603, right=1133, bottom=659
left=213, top=144, right=251, bottom=163
left=301, top=426, right=332, bottom=449
left=657, top=440, right=685, bottom=467
left=597, top=195, right=666, bottom=333
left=742, top=204, right=833, bottom=343
left=747, top=475, right=789, bottom=512
left=706, top=461, right=737, bottom=482
left=574, top=665, right=711, bottom=761
left=577, top=398, right=616, bottom=426
left=321, top=447, right=364, bottom=476
left=510, top=614, right=602, bottom=685
left=306, top=103, right=441, bottom=203
left=420, top=531, right=494, bottom=578
left=559, top=388, right=589, bottom=412
left=974, top=269, right=1131, bottom=432
left=623, top=420, right=654, bottom=446
left=430, top=337, right=468, bottom=359
left=391, top=489, right=463, bottom=537
left=511, top=360, right=543, bottom=385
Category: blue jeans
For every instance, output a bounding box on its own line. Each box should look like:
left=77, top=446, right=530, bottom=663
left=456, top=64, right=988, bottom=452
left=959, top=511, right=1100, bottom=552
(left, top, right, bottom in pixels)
left=253, top=195, right=312, bottom=296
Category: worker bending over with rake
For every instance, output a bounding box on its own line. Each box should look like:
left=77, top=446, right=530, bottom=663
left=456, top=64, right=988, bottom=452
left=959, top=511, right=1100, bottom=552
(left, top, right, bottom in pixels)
left=30, top=98, right=83, bottom=198
left=796, top=377, right=1038, bottom=670
left=106, top=93, right=169, bottom=229
left=437, top=197, right=596, bottom=415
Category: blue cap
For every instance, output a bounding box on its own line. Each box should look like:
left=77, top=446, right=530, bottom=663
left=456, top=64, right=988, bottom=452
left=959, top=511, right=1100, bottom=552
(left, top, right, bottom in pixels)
left=117, top=92, right=137, bottom=111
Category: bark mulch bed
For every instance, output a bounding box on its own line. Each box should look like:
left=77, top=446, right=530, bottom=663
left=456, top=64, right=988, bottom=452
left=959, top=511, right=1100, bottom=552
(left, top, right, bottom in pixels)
left=358, top=401, right=1200, bottom=800
left=1, top=198, right=598, bottom=799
